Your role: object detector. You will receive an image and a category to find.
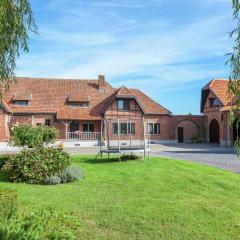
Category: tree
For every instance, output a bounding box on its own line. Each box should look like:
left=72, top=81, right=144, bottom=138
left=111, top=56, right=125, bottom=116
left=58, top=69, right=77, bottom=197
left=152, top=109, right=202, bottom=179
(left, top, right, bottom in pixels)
left=228, top=0, right=240, bottom=156
left=0, top=0, right=37, bottom=95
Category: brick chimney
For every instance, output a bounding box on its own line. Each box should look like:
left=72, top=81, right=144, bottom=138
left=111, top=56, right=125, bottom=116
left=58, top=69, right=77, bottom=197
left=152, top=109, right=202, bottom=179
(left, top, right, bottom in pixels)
left=98, top=75, right=105, bottom=91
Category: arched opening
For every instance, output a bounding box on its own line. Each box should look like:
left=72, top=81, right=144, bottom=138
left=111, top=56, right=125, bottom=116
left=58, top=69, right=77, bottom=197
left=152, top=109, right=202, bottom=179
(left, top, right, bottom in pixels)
left=233, top=119, right=240, bottom=143
left=209, top=119, right=220, bottom=143
left=175, top=120, right=198, bottom=143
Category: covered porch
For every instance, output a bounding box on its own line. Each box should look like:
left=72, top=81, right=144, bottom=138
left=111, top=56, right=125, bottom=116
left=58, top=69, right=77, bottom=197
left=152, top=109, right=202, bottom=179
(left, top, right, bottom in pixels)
left=62, top=120, right=101, bottom=140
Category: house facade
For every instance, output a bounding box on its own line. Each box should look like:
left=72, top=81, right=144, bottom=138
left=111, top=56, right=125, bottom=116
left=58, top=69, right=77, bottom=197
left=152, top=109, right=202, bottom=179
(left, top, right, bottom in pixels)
left=201, top=79, right=239, bottom=146
left=0, top=75, right=237, bottom=146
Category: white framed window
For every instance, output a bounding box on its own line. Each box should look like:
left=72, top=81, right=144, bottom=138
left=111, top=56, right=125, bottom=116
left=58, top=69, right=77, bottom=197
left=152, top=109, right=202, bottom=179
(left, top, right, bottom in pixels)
left=209, top=98, right=220, bottom=107
left=112, top=122, right=135, bottom=135
left=148, top=123, right=160, bottom=134
left=117, top=99, right=130, bottom=110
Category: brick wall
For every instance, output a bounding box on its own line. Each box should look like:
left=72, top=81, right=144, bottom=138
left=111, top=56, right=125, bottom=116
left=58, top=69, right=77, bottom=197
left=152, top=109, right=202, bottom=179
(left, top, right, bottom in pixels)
left=169, top=115, right=206, bottom=142
left=10, top=114, right=65, bottom=139
left=0, top=108, right=10, bottom=141
left=202, top=91, right=233, bottom=146
left=145, top=115, right=172, bottom=141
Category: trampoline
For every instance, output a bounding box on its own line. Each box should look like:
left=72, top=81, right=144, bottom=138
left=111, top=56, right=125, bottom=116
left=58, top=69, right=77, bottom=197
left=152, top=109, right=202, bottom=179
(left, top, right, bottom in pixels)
left=96, top=116, right=151, bottom=161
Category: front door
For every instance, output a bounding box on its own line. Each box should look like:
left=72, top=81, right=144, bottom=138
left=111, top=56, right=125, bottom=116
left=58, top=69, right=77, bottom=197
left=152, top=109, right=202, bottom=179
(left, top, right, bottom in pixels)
left=70, top=121, right=79, bottom=132
left=178, top=127, right=184, bottom=143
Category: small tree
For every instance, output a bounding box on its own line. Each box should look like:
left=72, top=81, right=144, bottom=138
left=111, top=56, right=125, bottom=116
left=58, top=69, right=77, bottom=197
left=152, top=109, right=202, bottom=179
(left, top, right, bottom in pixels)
left=0, top=0, right=37, bottom=95
left=228, top=0, right=240, bottom=156
left=11, top=125, right=58, bottom=148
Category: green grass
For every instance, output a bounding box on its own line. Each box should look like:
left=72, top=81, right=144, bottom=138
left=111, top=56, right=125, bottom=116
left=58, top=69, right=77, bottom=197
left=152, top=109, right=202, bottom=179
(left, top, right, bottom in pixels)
left=1, top=155, right=240, bottom=239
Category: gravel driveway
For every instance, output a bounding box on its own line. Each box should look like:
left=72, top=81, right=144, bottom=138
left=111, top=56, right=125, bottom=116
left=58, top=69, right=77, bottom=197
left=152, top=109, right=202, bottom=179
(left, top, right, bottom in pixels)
left=150, top=143, right=240, bottom=173
left=64, top=143, right=240, bottom=173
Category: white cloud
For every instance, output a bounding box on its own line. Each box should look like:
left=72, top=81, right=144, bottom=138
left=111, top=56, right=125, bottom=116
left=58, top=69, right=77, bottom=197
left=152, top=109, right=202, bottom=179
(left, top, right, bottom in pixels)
left=18, top=1, right=233, bottom=94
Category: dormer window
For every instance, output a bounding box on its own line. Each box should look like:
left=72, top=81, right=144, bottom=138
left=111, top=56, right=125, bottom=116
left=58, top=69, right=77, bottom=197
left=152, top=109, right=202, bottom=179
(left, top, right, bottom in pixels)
left=67, top=101, right=89, bottom=108
left=14, top=100, right=29, bottom=106
left=117, top=99, right=130, bottom=110
left=209, top=98, right=220, bottom=107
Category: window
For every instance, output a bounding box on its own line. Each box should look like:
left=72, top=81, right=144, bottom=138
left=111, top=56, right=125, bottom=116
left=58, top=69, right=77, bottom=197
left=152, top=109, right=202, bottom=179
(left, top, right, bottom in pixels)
left=68, top=101, right=89, bottom=108
left=209, top=98, right=220, bottom=107
left=120, top=123, right=128, bottom=134
left=83, top=123, right=94, bottom=132
left=148, top=123, right=153, bottom=134
left=14, top=100, right=29, bottom=106
left=117, top=99, right=130, bottom=110
left=128, top=123, right=135, bottom=134
left=112, top=122, right=135, bottom=135
left=113, top=123, right=118, bottom=134
left=45, top=119, right=51, bottom=126
left=54, top=115, right=59, bottom=123
left=148, top=123, right=160, bottom=134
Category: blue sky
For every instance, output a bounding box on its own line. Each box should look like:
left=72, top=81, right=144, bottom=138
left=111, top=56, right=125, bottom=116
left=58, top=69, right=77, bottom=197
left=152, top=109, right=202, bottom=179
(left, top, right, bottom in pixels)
left=17, top=0, right=233, bottom=114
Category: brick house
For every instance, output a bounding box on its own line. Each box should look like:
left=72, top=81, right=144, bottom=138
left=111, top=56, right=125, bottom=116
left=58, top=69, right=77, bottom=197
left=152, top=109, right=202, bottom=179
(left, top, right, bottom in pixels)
left=0, top=75, right=237, bottom=146
left=201, top=79, right=239, bottom=146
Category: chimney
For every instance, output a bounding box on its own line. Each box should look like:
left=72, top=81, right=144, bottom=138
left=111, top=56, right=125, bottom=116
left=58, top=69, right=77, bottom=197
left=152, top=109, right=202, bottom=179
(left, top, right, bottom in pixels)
left=98, top=75, right=105, bottom=91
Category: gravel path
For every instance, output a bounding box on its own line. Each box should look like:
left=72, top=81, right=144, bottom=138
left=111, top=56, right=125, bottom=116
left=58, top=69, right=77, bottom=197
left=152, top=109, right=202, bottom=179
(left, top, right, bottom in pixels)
left=150, top=143, right=240, bottom=173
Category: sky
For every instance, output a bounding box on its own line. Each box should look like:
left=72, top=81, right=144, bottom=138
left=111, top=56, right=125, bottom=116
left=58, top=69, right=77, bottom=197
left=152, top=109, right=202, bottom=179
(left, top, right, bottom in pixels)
left=16, top=0, right=234, bottom=114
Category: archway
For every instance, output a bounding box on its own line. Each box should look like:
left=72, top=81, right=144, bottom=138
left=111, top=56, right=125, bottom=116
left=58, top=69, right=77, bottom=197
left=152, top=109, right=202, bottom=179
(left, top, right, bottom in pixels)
left=233, top=119, right=240, bottom=143
left=209, top=119, right=220, bottom=143
left=175, top=120, right=198, bottom=143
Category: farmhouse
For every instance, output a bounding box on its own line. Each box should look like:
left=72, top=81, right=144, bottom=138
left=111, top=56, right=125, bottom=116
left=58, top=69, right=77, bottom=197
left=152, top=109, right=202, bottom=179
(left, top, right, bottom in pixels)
left=0, top=75, right=237, bottom=146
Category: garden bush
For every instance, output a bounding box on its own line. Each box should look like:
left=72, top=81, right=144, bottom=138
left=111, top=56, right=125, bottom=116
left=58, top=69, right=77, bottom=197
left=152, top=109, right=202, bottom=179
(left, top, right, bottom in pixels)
left=0, top=208, right=77, bottom=240
left=121, top=154, right=141, bottom=161
left=11, top=125, right=58, bottom=148
left=59, top=166, right=84, bottom=183
left=44, top=175, right=62, bottom=185
left=2, top=147, right=71, bottom=184
left=44, top=166, right=83, bottom=185
left=0, top=155, right=11, bottom=169
left=0, top=189, right=17, bottom=219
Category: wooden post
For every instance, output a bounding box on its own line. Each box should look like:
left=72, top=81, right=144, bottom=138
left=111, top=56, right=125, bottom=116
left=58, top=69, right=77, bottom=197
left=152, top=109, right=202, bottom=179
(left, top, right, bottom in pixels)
left=62, top=120, right=72, bottom=140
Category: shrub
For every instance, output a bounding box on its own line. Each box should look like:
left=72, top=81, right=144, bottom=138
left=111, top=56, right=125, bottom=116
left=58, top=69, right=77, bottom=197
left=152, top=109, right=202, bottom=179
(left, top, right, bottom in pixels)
left=0, top=155, right=11, bottom=169
left=11, top=125, right=58, bottom=148
left=3, top=147, right=71, bottom=184
left=191, top=135, right=199, bottom=143
left=0, top=189, right=17, bottom=219
left=121, top=154, right=141, bottom=161
left=59, top=166, right=83, bottom=183
left=44, top=166, right=83, bottom=185
left=44, top=175, right=62, bottom=185
left=0, top=208, right=77, bottom=240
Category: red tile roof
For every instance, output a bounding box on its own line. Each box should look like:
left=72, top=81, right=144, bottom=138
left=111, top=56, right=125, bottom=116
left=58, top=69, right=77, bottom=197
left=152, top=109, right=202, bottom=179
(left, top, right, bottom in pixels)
left=208, top=79, right=231, bottom=106
left=201, top=79, right=236, bottom=112
left=129, top=88, right=171, bottom=114
left=101, top=86, right=171, bottom=115
left=2, top=77, right=170, bottom=119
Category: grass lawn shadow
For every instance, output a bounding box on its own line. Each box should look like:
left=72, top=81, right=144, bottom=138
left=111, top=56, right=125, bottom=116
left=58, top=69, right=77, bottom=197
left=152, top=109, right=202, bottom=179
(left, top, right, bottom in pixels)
left=84, top=154, right=144, bottom=164
left=84, top=157, right=123, bottom=164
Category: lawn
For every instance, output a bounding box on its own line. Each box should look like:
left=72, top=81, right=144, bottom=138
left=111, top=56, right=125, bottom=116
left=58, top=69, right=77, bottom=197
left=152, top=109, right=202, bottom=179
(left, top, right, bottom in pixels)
left=1, top=155, right=240, bottom=239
